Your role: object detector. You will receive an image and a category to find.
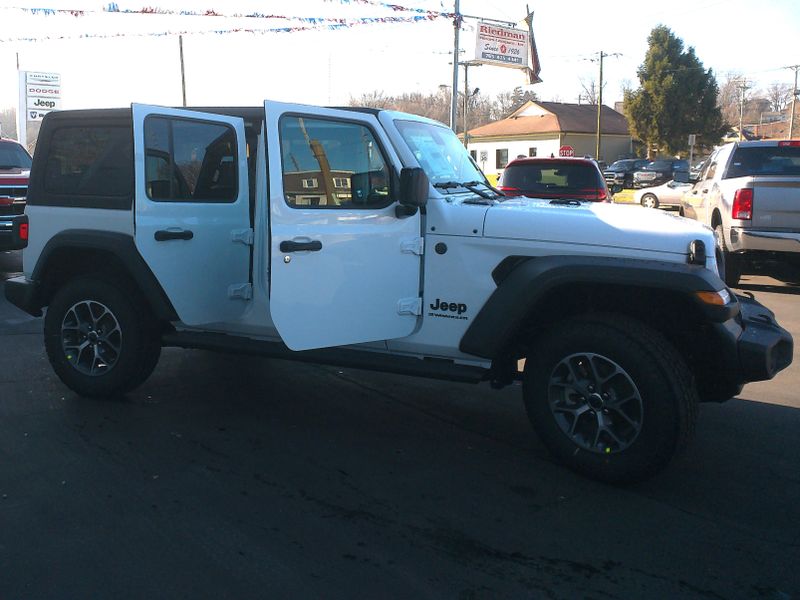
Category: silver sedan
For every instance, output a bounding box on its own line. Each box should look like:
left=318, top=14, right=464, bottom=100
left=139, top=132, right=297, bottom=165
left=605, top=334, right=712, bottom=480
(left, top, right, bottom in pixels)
left=633, top=179, right=693, bottom=209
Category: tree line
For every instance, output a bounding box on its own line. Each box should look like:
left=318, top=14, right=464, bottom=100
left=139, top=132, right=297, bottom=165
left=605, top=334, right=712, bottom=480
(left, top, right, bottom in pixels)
left=348, top=87, right=539, bottom=132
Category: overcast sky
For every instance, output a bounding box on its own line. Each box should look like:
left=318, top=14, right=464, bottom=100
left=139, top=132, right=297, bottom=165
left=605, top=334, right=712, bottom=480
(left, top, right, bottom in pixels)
left=0, top=0, right=798, bottom=117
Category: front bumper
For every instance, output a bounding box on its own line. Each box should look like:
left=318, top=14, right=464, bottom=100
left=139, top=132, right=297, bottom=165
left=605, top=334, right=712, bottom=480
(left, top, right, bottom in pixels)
left=720, top=294, right=793, bottom=384
left=0, top=214, right=28, bottom=251
left=728, top=227, right=800, bottom=254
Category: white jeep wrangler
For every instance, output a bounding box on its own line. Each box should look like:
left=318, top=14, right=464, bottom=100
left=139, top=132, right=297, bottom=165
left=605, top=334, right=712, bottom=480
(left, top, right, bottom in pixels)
left=5, top=102, right=793, bottom=483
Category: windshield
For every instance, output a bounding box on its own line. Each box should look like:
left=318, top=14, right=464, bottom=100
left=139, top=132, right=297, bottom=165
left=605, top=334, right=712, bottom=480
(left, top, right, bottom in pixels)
left=0, top=141, right=32, bottom=169
left=395, top=119, right=484, bottom=187
left=725, top=145, right=800, bottom=178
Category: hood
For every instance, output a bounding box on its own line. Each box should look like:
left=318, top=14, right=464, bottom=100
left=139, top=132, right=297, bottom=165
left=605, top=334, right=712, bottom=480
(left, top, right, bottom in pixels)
left=483, top=197, right=714, bottom=256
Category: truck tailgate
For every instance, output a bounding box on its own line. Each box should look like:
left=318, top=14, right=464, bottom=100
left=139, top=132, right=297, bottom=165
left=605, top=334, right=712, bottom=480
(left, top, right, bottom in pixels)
left=752, top=178, right=800, bottom=231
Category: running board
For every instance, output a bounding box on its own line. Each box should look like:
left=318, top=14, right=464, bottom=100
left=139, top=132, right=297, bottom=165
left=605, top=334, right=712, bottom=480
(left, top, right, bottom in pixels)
left=161, top=331, right=488, bottom=384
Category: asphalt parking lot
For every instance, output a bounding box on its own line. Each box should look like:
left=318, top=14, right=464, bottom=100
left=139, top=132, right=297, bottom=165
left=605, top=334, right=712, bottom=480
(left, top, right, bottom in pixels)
left=1, top=249, right=798, bottom=599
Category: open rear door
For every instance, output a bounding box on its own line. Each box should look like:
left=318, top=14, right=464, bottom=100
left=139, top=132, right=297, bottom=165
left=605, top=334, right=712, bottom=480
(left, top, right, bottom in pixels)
left=132, top=104, right=251, bottom=326
left=264, top=100, right=423, bottom=351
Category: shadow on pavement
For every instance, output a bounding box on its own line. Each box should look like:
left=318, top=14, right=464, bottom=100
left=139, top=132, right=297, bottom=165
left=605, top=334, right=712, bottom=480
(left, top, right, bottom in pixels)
left=737, top=259, right=800, bottom=295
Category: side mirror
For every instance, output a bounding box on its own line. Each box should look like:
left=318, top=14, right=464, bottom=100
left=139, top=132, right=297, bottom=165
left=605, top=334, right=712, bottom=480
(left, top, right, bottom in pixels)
left=673, top=170, right=690, bottom=183
left=398, top=167, right=429, bottom=216
left=611, top=183, right=623, bottom=194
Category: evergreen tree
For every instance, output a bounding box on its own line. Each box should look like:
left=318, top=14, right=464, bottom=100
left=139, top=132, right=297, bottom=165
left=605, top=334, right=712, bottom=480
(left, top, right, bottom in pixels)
left=624, top=26, right=726, bottom=157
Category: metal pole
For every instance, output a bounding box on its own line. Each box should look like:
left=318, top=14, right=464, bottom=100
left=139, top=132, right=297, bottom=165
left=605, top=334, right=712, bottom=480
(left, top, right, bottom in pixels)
left=450, top=0, right=460, bottom=131
left=737, top=79, right=750, bottom=141
left=463, top=62, right=469, bottom=146
left=596, top=51, right=604, bottom=160
left=17, top=70, right=27, bottom=149
left=179, top=35, right=187, bottom=107
left=789, top=66, right=798, bottom=140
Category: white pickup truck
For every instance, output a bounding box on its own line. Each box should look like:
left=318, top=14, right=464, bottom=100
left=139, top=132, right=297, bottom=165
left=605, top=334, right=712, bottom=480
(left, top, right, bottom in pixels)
left=679, top=140, right=800, bottom=285
left=4, top=102, right=793, bottom=483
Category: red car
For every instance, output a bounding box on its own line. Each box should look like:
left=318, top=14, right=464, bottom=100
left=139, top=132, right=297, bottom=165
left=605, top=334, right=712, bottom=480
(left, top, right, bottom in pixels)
left=0, top=138, right=31, bottom=251
left=498, top=157, right=610, bottom=202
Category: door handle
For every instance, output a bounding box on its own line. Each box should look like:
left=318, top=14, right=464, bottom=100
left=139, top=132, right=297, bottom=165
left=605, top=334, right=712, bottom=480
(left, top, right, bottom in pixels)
left=280, top=240, right=322, bottom=252
left=154, top=229, right=194, bottom=241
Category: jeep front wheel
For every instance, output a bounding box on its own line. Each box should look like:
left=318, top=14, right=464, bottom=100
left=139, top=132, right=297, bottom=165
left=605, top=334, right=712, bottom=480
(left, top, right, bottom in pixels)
left=44, top=276, right=161, bottom=398
left=523, top=314, right=697, bottom=484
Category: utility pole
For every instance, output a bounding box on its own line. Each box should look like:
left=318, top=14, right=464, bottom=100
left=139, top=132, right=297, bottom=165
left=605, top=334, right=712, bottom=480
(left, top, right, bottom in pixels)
left=596, top=51, right=604, bottom=159
left=737, top=79, right=751, bottom=141
left=460, top=61, right=481, bottom=146
left=590, top=51, right=620, bottom=161
left=787, top=64, right=799, bottom=140
left=179, top=35, right=187, bottom=107
left=449, top=0, right=461, bottom=132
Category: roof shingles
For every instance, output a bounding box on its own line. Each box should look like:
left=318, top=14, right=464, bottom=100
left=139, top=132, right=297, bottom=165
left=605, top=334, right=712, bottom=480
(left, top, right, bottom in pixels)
left=468, top=101, right=630, bottom=138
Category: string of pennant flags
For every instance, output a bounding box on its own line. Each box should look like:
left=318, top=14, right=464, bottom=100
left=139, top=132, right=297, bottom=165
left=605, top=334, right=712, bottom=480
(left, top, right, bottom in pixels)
left=0, top=15, right=443, bottom=43
left=0, top=1, right=456, bottom=42
left=5, top=1, right=455, bottom=21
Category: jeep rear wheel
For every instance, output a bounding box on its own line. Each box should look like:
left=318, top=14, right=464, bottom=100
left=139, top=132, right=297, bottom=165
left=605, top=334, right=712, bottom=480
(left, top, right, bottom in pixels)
left=523, top=314, right=697, bottom=484
left=44, top=276, right=161, bottom=398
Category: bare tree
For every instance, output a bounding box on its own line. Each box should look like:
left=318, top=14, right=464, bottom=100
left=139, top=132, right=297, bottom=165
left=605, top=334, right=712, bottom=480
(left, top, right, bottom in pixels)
left=0, top=107, right=17, bottom=140
left=766, top=82, right=792, bottom=112
left=579, top=78, right=600, bottom=105
left=718, top=73, right=747, bottom=128
left=348, top=87, right=538, bottom=130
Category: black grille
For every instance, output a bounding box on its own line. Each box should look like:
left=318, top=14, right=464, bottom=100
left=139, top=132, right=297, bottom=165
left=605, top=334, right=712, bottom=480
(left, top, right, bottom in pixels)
left=0, top=186, right=27, bottom=199
left=0, top=185, right=26, bottom=215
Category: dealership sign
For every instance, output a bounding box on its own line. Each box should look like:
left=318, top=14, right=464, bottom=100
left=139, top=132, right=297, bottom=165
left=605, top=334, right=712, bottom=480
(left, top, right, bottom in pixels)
left=21, top=71, right=61, bottom=122
left=17, top=70, right=62, bottom=145
left=474, top=22, right=529, bottom=69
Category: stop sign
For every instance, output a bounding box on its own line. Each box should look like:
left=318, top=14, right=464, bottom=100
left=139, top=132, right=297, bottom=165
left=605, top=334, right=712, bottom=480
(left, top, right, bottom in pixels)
left=559, top=145, right=574, bottom=157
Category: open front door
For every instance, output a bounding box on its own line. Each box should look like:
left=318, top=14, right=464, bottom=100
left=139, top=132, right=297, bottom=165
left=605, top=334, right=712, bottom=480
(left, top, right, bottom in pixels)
left=132, top=104, right=251, bottom=326
left=265, top=100, right=423, bottom=351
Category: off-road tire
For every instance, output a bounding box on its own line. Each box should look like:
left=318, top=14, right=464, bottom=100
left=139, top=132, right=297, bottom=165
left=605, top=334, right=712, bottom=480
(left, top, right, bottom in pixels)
left=715, top=224, right=741, bottom=287
left=44, top=276, right=161, bottom=398
left=523, top=313, right=698, bottom=484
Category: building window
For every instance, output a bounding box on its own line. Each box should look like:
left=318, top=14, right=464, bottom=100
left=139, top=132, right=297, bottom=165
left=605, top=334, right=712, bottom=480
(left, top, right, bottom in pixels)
left=496, top=148, right=508, bottom=169
left=301, top=178, right=318, bottom=189
left=332, top=177, right=350, bottom=189
left=529, top=147, right=537, bottom=157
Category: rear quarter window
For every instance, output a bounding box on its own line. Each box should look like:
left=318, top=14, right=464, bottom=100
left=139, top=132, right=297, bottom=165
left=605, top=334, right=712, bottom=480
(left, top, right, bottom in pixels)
left=725, top=146, right=800, bottom=178
left=44, top=126, right=132, bottom=197
left=27, top=118, right=134, bottom=210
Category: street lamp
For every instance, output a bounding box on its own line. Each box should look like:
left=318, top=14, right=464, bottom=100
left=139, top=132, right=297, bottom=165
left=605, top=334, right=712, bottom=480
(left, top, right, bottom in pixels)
left=463, top=87, right=480, bottom=147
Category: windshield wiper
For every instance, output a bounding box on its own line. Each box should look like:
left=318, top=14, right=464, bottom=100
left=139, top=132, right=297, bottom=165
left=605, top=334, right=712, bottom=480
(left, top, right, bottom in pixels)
left=433, top=180, right=498, bottom=200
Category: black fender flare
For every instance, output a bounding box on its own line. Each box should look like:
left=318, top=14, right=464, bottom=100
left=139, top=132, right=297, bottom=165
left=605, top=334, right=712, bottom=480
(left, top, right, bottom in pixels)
left=26, top=229, right=177, bottom=321
left=459, top=255, right=736, bottom=360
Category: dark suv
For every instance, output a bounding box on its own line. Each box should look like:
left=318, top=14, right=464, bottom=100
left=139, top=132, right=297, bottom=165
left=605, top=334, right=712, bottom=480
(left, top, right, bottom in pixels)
left=603, top=159, right=648, bottom=189
left=499, top=157, right=610, bottom=201
left=0, top=138, right=31, bottom=251
left=633, top=159, right=689, bottom=188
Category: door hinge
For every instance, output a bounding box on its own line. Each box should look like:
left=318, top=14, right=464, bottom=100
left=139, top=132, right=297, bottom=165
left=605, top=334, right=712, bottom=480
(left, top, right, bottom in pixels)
left=228, top=283, right=253, bottom=300
left=400, top=237, right=424, bottom=256
left=397, top=297, right=422, bottom=316
left=231, top=228, right=254, bottom=245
